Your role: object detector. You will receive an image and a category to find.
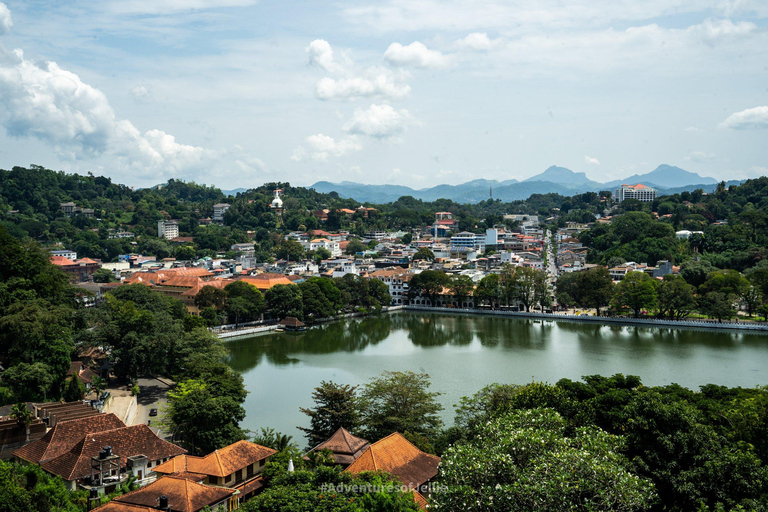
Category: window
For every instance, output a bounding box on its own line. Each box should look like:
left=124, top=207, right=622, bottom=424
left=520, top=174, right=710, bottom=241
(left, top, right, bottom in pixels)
left=225, top=474, right=232, bottom=483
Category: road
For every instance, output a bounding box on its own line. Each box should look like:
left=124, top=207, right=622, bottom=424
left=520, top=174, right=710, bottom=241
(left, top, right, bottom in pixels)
left=133, top=377, right=173, bottom=439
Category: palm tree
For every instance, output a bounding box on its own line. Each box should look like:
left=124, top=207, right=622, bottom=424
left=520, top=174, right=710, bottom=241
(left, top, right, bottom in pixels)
left=90, top=376, right=107, bottom=399
left=10, top=402, right=33, bottom=442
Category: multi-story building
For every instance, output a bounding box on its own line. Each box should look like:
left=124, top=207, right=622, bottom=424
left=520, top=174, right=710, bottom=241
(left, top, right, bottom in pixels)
left=213, top=203, right=230, bottom=223
left=157, top=220, right=179, bottom=239
left=50, top=249, right=78, bottom=261
left=615, top=184, right=657, bottom=202
left=450, top=231, right=477, bottom=249
left=369, top=267, right=412, bottom=306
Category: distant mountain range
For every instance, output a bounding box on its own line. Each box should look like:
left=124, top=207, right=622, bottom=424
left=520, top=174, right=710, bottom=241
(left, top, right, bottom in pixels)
left=310, top=165, right=731, bottom=204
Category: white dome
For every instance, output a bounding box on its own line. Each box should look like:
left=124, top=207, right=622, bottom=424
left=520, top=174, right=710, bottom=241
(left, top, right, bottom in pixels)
left=271, top=197, right=283, bottom=207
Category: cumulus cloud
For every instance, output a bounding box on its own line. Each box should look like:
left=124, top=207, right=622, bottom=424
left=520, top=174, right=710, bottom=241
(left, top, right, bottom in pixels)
left=130, top=83, right=153, bottom=101
left=0, top=2, right=11, bottom=35
left=111, top=0, right=256, bottom=14
left=0, top=39, right=259, bottom=181
left=384, top=41, right=452, bottom=69
left=721, top=106, right=768, bottom=129
left=307, top=39, right=342, bottom=73
left=315, top=74, right=411, bottom=101
left=684, top=150, right=717, bottom=162
left=687, top=18, right=757, bottom=46
left=303, top=134, right=362, bottom=161
left=584, top=155, right=600, bottom=165
left=343, top=104, right=417, bottom=140
left=454, top=32, right=497, bottom=51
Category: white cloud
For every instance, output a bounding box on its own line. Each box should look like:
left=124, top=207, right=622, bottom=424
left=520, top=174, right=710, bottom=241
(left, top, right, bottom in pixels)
left=685, top=126, right=702, bottom=132
left=584, top=155, right=600, bottom=165
left=684, top=150, right=718, bottom=162
left=290, top=146, right=307, bottom=162
left=721, top=106, right=768, bottom=129
left=315, top=74, right=410, bottom=101
left=454, top=32, right=497, bottom=51
left=343, top=0, right=767, bottom=33
left=343, top=104, right=417, bottom=140
left=130, top=83, right=153, bottom=101
left=110, top=0, right=256, bottom=15
left=0, top=2, right=12, bottom=35
left=304, top=134, right=362, bottom=161
left=307, top=39, right=342, bottom=73
left=687, top=18, right=757, bottom=46
left=384, top=42, right=452, bottom=69
left=0, top=42, right=266, bottom=181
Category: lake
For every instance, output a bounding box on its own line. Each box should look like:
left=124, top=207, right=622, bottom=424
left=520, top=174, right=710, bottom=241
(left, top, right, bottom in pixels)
left=224, top=311, right=768, bottom=443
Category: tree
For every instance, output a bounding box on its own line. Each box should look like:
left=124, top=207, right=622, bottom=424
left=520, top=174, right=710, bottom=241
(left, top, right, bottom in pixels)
left=679, top=260, right=717, bottom=288
left=450, top=275, right=475, bottom=306
left=699, top=292, right=735, bottom=322
left=612, top=271, right=657, bottom=318
left=90, top=376, right=107, bottom=398
left=345, top=239, right=365, bottom=255
left=740, top=284, right=762, bottom=317
left=63, top=373, right=86, bottom=402
left=434, top=408, right=656, bottom=512
left=298, top=381, right=361, bottom=448
left=507, top=266, right=548, bottom=312
left=578, top=266, right=614, bottom=314
left=251, top=427, right=296, bottom=452
left=700, top=269, right=750, bottom=297
left=92, top=268, right=116, bottom=283
left=194, top=285, right=227, bottom=310
left=265, top=284, right=303, bottom=320
left=656, top=275, right=696, bottom=320
left=224, top=281, right=265, bottom=323
left=358, top=371, right=443, bottom=441
left=474, top=274, right=501, bottom=308
left=412, top=247, right=435, bottom=261
left=275, top=239, right=305, bottom=262
left=401, top=232, right=413, bottom=244
left=165, top=379, right=246, bottom=454
left=1, top=363, right=54, bottom=402
left=408, top=270, right=451, bottom=306
left=9, top=403, right=33, bottom=442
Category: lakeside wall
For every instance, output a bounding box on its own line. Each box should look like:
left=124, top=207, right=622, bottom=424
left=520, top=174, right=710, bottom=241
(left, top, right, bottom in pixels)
left=403, top=305, right=768, bottom=332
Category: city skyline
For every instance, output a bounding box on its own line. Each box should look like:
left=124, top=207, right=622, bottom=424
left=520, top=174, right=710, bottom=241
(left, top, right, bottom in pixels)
left=0, top=0, right=766, bottom=188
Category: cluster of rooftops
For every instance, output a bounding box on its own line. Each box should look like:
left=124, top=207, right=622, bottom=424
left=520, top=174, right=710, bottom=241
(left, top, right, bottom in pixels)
left=9, top=410, right=438, bottom=511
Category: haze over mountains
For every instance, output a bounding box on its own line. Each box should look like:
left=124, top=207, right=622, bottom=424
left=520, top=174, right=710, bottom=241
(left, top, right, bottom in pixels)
left=310, top=165, right=727, bottom=204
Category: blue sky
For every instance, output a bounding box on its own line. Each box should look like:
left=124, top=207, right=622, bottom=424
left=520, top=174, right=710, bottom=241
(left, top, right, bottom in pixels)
left=0, top=0, right=766, bottom=188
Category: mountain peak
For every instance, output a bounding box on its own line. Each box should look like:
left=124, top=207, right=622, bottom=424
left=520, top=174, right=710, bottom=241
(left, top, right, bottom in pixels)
left=524, top=165, right=597, bottom=187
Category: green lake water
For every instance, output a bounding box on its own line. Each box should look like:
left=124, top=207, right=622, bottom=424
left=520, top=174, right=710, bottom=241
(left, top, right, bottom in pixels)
left=224, top=311, right=768, bottom=441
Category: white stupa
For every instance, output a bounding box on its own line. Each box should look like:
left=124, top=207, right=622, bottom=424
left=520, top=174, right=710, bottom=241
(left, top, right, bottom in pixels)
left=271, top=189, right=283, bottom=209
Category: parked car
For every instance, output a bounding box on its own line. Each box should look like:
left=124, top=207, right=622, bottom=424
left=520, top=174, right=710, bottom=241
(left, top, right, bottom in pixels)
left=149, top=408, right=158, bottom=417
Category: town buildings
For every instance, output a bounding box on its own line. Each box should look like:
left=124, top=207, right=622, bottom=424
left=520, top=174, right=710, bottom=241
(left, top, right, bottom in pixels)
left=158, top=220, right=180, bottom=240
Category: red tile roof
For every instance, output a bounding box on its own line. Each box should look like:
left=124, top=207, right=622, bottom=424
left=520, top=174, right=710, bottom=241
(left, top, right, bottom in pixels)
left=40, top=424, right=186, bottom=481
left=14, top=413, right=126, bottom=464
left=307, top=427, right=369, bottom=466
left=153, top=440, right=276, bottom=478
left=345, top=432, right=440, bottom=489
left=94, top=476, right=234, bottom=512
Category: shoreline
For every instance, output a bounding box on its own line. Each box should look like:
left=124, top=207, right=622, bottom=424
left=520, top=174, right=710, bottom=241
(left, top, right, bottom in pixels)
left=216, top=304, right=768, bottom=340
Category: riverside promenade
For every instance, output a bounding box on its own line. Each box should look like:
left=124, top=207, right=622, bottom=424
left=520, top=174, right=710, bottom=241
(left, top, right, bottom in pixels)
left=404, top=305, right=768, bottom=332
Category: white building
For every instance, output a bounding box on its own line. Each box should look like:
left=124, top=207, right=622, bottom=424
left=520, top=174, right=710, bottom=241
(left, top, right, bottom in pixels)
left=331, top=261, right=359, bottom=278
left=369, top=267, right=412, bottom=305
left=615, top=184, right=657, bottom=202
left=304, top=238, right=341, bottom=258
left=451, top=231, right=478, bottom=248
left=213, top=203, right=230, bottom=223
left=676, top=230, right=704, bottom=239
left=50, top=249, right=77, bottom=261
left=157, top=220, right=179, bottom=239
left=230, top=243, right=255, bottom=256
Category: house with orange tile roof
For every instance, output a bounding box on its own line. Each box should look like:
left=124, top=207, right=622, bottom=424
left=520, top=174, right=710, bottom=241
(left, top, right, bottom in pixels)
left=50, top=255, right=102, bottom=283
left=304, top=427, right=369, bottom=467
left=152, top=440, right=276, bottom=502
left=345, top=432, right=440, bottom=495
left=237, top=273, right=294, bottom=291
left=91, top=475, right=236, bottom=512
left=15, top=413, right=185, bottom=492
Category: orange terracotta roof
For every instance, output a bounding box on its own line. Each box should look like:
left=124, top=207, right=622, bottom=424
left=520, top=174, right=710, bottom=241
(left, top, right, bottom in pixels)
left=41, top=424, right=186, bottom=481
left=345, top=432, right=440, bottom=489
left=413, top=490, right=428, bottom=510
left=76, top=257, right=100, bottom=264
left=153, top=440, right=276, bottom=478
left=238, top=274, right=293, bottom=291
left=95, top=476, right=234, bottom=512
left=14, top=413, right=126, bottom=464
left=180, top=279, right=236, bottom=297
left=307, top=427, right=369, bottom=466
left=50, top=255, right=77, bottom=266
